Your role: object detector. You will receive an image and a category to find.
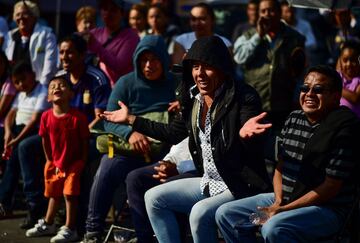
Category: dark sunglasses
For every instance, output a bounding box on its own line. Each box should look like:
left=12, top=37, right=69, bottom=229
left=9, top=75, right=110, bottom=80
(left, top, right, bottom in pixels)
left=299, top=84, right=330, bottom=94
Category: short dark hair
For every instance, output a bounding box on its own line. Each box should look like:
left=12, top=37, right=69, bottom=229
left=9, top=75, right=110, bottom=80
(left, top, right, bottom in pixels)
left=149, top=3, right=169, bottom=17
left=48, top=75, right=73, bottom=90
left=280, top=0, right=289, bottom=7
left=11, top=61, right=34, bottom=77
left=192, top=2, right=215, bottom=21
left=259, top=0, right=281, bottom=13
left=130, top=3, right=148, bottom=19
left=60, top=34, right=87, bottom=54
left=305, top=65, right=343, bottom=93
left=249, top=0, right=259, bottom=5
left=340, top=40, right=360, bottom=56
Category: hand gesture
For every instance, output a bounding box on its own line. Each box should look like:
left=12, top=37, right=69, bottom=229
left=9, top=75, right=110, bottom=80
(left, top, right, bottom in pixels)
left=239, top=112, right=272, bottom=139
left=168, top=100, right=181, bottom=113
left=99, top=101, right=133, bottom=124
left=257, top=17, right=271, bottom=38
left=128, top=131, right=150, bottom=154
left=153, top=160, right=179, bottom=183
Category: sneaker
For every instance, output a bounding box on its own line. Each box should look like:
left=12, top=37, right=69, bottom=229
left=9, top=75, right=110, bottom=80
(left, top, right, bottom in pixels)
left=50, top=225, right=78, bottom=243
left=80, top=232, right=102, bottom=243
left=25, top=218, right=56, bottom=237
left=21, top=202, right=47, bottom=229
left=20, top=216, right=37, bottom=230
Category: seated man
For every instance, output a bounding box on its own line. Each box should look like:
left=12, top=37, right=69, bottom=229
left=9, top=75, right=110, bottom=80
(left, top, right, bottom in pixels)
left=100, top=36, right=271, bottom=243
left=216, top=65, right=360, bottom=242
left=58, top=34, right=111, bottom=129
left=81, top=35, right=176, bottom=243
left=126, top=137, right=198, bottom=243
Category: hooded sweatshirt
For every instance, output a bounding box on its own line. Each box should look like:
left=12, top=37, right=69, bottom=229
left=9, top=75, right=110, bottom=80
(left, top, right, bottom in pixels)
left=133, top=36, right=270, bottom=197
left=105, top=35, right=176, bottom=140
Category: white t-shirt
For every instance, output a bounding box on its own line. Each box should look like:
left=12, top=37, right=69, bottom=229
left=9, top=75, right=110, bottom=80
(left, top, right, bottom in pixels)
left=12, top=83, right=49, bottom=125
left=162, top=137, right=195, bottom=174
left=175, top=32, right=232, bottom=52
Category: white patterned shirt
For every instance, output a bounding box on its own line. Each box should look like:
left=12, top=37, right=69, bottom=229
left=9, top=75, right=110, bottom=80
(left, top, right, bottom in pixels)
left=193, top=87, right=228, bottom=197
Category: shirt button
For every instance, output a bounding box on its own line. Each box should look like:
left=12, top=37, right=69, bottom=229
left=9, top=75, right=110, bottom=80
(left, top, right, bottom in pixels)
left=211, top=147, right=215, bottom=151
left=247, top=184, right=251, bottom=187
left=193, top=151, right=197, bottom=154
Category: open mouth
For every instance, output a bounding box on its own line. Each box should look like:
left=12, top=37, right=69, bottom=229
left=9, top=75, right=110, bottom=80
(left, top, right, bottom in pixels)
left=53, top=90, right=63, bottom=96
left=304, top=99, right=318, bottom=107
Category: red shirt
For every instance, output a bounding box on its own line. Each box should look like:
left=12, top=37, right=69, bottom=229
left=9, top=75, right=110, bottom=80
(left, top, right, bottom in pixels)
left=39, top=108, right=90, bottom=170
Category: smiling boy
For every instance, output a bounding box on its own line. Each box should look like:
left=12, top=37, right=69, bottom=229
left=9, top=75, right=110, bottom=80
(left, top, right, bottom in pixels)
left=26, top=76, right=89, bottom=243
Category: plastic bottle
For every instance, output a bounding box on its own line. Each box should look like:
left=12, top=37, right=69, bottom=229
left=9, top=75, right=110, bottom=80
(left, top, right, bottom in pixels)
left=249, top=210, right=269, bottom=225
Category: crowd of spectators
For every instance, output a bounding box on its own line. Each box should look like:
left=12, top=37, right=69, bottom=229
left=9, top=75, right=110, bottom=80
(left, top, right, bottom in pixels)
left=0, top=0, right=359, bottom=243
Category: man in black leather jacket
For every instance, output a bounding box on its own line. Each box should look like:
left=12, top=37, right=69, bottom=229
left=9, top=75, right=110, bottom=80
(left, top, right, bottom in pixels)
left=101, top=36, right=271, bottom=243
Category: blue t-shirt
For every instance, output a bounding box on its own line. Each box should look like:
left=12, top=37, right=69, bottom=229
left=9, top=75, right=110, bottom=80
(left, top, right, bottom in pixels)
left=60, top=65, right=111, bottom=123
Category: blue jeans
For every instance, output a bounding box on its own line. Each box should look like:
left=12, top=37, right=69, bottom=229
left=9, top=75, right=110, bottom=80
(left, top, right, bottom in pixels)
left=18, top=134, right=45, bottom=210
left=85, top=153, right=165, bottom=234
left=144, top=177, right=235, bottom=243
left=0, top=128, right=40, bottom=211
left=126, top=163, right=197, bottom=243
left=216, top=193, right=343, bottom=243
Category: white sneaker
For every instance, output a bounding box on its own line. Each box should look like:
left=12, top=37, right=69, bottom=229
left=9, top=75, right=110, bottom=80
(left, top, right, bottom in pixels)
left=25, top=218, right=56, bottom=237
left=50, top=225, right=78, bottom=243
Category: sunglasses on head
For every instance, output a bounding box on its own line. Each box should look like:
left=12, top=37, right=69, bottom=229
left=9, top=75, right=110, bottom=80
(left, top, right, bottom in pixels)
left=299, top=84, right=330, bottom=94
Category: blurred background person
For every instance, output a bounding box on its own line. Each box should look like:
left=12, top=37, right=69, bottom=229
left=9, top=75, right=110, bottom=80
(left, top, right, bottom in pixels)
left=0, top=15, right=8, bottom=48
left=75, top=5, right=96, bottom=33
left=172, top=3, right=232, bottom=64
left=337, top=41, right=360, bottom=118
left=0, top=51, right=16, bottom=176
left=2, top=0, right=58, bottom=86
left=75, top=5, right=97, bottom=65
left=129, top=3, right=148, bottom=39
left=232, top=0, right=259, bottom=43
left=147, top=3, right=180, bottom=56
left=281, top=1, right=317, bottom=66
left=81, top=0, right=139, bottom=87
left=331, top=9, right=360, bottom=66
left=281, top=1, right=316, bottom=49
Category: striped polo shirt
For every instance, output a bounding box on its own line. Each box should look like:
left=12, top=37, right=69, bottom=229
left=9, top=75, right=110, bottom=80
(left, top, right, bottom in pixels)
left=276, top=110, right=356, bottom=217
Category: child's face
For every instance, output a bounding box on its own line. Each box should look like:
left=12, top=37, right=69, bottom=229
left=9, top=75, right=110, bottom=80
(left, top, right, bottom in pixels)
left=340, top=47, right=360, bottom=80
left=48, top=78, right=73, bottom=103
left=139, top=51, right=163, bottom=81
left=11, top=72, right=36, bottom=93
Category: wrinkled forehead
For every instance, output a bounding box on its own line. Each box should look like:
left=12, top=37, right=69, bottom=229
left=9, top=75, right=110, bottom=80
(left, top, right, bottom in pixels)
left=304, top=71, right=330, bottom=85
